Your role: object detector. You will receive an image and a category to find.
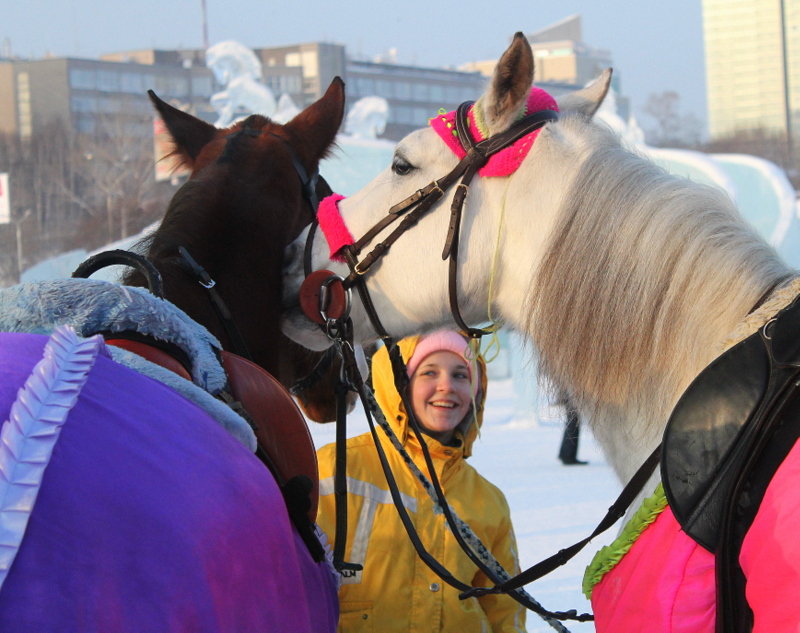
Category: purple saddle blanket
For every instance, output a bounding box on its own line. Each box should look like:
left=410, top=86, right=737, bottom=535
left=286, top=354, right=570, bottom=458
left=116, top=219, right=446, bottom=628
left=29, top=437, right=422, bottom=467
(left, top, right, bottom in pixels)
left=0, top=332, right=338, bottom=633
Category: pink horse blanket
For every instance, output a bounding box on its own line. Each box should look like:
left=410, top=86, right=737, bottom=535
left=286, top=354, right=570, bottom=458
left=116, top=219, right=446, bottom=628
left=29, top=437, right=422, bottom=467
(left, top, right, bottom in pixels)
left=591, top=440, right=800, bottom=632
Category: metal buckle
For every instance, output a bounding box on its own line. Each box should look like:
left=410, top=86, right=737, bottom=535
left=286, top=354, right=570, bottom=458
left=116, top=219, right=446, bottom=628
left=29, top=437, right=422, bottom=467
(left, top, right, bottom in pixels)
left=353, top=259, right=369, bottom=276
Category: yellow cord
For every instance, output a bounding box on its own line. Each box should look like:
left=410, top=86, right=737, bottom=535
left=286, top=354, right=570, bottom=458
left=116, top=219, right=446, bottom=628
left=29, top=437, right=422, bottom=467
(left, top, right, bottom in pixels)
left=476, top=176, right=512, bottom=364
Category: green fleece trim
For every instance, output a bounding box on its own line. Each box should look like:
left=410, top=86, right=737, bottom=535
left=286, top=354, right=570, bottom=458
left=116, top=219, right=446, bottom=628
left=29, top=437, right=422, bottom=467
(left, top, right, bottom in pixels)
left=582, top=483, right=668, bottom=600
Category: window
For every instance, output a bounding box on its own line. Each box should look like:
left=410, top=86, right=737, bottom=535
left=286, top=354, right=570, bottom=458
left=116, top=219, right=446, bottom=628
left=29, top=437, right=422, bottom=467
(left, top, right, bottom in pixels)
left=69, top=68, right=96, bottom=90
left=120, top=72, right=144, bottom=94
left=71, top=95, right=97, bottom=112
left=97, top=70, right=121, bottom=92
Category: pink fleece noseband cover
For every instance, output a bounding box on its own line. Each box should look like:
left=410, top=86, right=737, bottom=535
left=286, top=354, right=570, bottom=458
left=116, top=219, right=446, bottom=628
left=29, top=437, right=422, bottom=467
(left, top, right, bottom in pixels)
left=317, top=193, right=354, bottom=262
left=429, top=86, right=558, bottom=177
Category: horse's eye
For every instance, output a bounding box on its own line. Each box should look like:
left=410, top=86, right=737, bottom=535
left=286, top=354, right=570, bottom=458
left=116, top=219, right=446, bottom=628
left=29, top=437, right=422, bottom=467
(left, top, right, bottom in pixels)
left=392, top=155, right=415, bottom=176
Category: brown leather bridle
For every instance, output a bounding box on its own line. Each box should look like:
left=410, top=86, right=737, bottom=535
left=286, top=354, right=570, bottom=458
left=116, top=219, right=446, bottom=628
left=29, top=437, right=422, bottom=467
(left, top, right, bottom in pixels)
left=331, top=101, right=559, bottom=341
left=300, top=102, right=609, bottom=630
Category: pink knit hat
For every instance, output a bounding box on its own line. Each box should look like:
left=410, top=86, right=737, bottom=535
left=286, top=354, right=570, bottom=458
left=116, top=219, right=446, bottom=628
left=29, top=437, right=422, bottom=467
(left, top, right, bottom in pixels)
left=406, top=330, right=478, bottom=389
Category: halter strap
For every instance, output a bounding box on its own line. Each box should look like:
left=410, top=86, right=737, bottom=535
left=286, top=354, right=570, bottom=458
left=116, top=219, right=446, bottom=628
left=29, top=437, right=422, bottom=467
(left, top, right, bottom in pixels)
left=177, top=246, right=254, bottom=361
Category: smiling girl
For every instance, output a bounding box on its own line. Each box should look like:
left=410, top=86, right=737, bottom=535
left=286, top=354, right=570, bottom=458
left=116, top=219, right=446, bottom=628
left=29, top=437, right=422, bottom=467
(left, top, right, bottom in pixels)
left=315, top=330, right=526, bottom=632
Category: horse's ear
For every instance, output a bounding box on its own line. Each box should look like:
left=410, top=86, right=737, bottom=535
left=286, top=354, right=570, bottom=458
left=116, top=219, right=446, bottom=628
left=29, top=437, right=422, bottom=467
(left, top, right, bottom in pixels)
left=284, top=77, right=345, bottom=162
left=481, top=33, right=534, bottom=135
left=148, top=90, right=218, bottom=165
left=556, top=69, right=613, bottom=118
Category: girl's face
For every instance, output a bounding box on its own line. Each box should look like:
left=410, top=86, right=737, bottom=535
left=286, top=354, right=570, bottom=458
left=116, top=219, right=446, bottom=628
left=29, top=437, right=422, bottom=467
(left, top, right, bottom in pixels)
left=409, top=351, right=473, bottom=444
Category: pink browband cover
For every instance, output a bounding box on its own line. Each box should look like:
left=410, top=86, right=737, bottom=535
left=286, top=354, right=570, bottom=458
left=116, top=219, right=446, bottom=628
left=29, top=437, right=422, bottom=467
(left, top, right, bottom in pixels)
left=429, top=86, right=558, bottom=177
left=317, top=193, right=354, bottom=262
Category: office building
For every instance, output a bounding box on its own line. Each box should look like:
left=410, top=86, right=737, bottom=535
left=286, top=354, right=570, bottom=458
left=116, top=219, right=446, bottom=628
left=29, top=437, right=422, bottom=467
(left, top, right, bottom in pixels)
left=703, top=0, right=799, bottom=143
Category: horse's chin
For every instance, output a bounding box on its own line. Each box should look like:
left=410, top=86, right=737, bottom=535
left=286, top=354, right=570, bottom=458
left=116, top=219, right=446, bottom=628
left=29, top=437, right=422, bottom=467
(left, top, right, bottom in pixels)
left=280, top=311, right=333, bottom=352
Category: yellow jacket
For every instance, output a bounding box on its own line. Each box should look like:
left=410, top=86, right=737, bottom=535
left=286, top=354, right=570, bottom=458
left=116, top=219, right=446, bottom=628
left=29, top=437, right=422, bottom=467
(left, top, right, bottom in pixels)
left=316, top=336, right=526, bottom=633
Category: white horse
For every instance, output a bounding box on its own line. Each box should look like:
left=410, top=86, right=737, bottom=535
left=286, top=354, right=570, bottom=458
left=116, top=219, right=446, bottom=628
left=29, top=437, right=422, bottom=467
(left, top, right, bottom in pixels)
left=283, top=33, right=800, bottom=632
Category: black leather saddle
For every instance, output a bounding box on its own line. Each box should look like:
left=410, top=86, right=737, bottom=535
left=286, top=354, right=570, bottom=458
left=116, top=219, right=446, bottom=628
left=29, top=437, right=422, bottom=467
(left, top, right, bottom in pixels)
left=662, top=292, right=800, bottom=631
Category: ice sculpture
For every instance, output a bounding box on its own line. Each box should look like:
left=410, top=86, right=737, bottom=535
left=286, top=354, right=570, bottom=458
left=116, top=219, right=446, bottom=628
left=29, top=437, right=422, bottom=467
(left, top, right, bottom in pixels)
left=206, top=41, right=277, bottom=128
left=344, top=96, right=389, bottom=139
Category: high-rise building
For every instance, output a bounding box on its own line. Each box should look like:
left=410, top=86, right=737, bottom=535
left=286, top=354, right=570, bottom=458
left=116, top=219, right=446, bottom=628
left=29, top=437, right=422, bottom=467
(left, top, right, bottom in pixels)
left=703, top=0, right=799, bottom=144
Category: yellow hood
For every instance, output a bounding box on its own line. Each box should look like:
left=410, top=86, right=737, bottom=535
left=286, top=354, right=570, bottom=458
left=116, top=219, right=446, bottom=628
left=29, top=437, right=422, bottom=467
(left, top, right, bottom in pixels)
left=370, top=334, right=488, bottom=458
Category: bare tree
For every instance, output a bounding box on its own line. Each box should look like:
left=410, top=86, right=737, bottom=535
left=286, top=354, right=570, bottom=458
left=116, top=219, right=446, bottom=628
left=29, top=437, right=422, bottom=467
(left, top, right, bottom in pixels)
left=0, top=110, right=175, bottom=284
left=703, top=127, right=798, bottom=187
left=641, top=91, right=703, bottom=148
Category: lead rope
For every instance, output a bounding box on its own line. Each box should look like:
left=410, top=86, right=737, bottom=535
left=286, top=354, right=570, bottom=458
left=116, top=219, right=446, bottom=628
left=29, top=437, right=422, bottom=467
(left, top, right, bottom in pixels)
left=307, top=279, right=577, bottom=627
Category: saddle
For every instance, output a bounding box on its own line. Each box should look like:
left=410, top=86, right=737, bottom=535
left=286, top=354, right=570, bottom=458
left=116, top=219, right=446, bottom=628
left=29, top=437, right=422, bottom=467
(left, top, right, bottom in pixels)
left=662, top=293, right=800, bottom=632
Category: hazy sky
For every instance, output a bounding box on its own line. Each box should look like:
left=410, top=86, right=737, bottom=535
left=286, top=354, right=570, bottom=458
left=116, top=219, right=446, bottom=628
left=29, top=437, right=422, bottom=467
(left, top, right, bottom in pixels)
left=5, top=0, right=707, bottom=128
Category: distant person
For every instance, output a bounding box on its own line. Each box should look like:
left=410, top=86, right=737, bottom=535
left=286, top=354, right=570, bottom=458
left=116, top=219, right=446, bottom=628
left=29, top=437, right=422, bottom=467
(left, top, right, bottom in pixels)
left=558, top=395, right=587, bottom=465
left=316, top=330, right=527, bottom=632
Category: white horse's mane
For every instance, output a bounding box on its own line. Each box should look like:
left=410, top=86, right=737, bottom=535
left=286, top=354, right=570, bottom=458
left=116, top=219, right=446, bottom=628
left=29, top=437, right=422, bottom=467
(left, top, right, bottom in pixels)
left=526, top=116, right=790, bottom=462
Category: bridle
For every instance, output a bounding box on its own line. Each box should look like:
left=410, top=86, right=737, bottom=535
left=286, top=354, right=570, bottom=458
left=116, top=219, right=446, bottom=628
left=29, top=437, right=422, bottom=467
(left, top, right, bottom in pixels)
left=334, top=101, right=559, bottom=340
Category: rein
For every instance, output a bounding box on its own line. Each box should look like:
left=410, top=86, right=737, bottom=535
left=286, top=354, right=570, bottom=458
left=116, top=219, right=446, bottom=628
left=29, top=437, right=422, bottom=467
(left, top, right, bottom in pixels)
left=302, top=101, right=608, bottom=630
left=470, top=275, right=799, bottom=603
left=311, top=312, right=582, bottom=632
left=301, top=93, right=800, bottom=627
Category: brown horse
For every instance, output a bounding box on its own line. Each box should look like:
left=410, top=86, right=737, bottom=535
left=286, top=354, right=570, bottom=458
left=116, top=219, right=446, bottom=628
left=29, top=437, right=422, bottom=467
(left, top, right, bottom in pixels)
left=124, top=79, right=346, bottom=423
left=0, top=80, right=349, bottom=632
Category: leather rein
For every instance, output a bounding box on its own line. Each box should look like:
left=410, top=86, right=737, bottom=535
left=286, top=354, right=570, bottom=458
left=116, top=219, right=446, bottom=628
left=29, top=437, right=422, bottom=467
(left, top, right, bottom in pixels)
left=303, top=102, right=608, bottom=631
left=301, top=98, right=798, bottom=629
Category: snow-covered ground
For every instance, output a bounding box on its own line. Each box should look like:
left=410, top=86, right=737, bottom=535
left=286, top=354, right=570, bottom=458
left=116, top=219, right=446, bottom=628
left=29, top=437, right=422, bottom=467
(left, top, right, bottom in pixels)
left=307, top=376, right=620, bottom=633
